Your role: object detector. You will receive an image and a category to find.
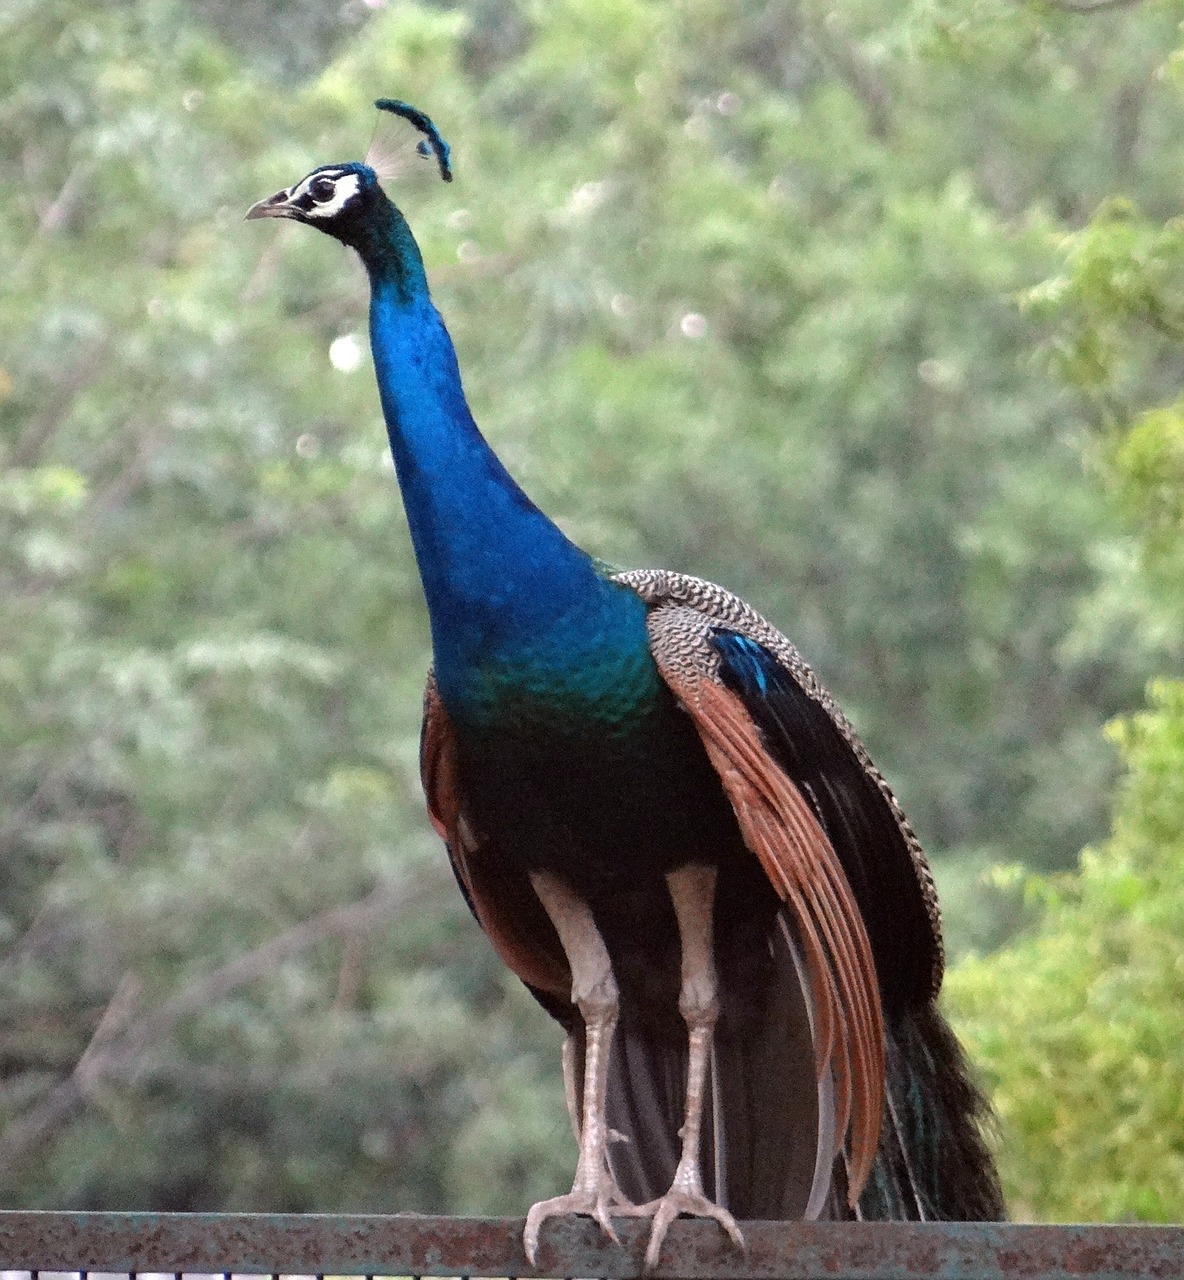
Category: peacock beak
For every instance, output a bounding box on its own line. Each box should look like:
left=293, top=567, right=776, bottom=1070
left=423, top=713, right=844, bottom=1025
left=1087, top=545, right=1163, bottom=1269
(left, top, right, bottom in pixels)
left=245, top=188, right=299, bottom=220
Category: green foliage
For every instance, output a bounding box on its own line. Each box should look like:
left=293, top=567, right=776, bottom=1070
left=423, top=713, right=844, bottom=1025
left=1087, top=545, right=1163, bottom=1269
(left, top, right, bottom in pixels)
left=943, top=27, right=1184, bottom=1218
left=0, top=0, right=573, bottom=1214
left=950, top=680, right=1184, bottom=1220
left=3, top=0, right=1184, bottom=1220
left=1113, top=405, right=1184, bottom=552
left=1025, top=201, right=1184, bottom=397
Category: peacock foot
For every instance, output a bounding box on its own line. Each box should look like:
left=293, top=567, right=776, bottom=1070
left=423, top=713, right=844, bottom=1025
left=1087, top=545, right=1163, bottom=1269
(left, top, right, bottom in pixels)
left=619, top=1186, right=745, bottom=1273
left=522, top=1166, right=636, bottom=1267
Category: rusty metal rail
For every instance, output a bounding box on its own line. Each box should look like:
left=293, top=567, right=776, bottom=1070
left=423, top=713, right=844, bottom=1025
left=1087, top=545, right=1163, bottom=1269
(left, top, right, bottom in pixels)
left=0, top=1213, right=1181, bottom=1279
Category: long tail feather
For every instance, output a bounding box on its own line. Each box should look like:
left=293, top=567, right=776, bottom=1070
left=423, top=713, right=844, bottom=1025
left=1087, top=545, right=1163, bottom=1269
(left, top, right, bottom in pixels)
left=855, top=1002, right=1005, bottom=1221
left=603, top=904, right=834, bottom=1218
left=602, top=1023, right=686, bottom=1204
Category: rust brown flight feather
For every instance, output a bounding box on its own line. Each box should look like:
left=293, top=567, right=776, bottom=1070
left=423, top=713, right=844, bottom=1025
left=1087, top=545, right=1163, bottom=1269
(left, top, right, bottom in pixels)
left=422, top=679, right=571, bottom=1002
left=648, top=654, right=884, bottom=1203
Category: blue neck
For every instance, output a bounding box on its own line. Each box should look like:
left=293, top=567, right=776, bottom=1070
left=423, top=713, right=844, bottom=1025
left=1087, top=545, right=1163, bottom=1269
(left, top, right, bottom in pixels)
left=358, top=198, right=649, bottom=719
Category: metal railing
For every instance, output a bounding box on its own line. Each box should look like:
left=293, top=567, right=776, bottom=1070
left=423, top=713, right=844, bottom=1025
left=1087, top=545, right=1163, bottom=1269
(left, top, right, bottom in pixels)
left=0, top=1213, right=1181, bottom=1280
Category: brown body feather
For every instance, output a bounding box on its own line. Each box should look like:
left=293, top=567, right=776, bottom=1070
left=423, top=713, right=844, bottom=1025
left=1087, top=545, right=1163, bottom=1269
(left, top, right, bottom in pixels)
left=422, top=682, right=571, bottom=1003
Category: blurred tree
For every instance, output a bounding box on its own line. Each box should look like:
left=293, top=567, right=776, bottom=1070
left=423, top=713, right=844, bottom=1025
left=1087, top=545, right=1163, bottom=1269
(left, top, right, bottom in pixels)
left=1, top=0, right=572, bottom=1213
left=949, top=160, right=1184, bottom=1223
left=2, top=0, right=1182, bottom=1217
left=951, top=677, right=1184, bottom=1220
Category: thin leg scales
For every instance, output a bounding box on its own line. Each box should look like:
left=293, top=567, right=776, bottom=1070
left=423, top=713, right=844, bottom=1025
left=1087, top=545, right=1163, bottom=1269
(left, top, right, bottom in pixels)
left=524, top=871, right=637, bottom=1265
left=618, top=864, right=745, bottom=1270
left=561, top=1033, right=580, bottom=1141
left=526, top=865, right=744, bottom=1271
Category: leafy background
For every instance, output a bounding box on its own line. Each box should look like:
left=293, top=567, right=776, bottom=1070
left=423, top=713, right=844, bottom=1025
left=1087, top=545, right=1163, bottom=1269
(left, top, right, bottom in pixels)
left=3, top=0, right=1183, bottom=1220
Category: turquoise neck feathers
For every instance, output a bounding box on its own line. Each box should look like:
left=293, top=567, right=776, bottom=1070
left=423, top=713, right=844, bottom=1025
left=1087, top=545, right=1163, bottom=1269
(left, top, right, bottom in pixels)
left=353, top=189, right=654, bottom=722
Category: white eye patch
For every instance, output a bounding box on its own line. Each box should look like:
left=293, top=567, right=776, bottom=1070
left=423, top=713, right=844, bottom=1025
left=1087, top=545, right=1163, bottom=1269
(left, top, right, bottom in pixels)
left=295, top=170, right=363, bottom=219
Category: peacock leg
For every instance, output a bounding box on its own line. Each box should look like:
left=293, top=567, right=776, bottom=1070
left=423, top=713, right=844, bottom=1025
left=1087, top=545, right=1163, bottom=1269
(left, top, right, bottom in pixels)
left=627, top=863, right=745, bottom=1271
left=561, top=1032, right=581, bottom=1141
left=524, top=869, right=635, bottom=1265
left=562, top=1029, right=630, bottom=1149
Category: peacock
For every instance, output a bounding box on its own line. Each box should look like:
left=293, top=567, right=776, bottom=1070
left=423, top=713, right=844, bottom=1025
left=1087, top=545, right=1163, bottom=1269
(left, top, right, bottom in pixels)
left=248, top=100, right=1004, bottom=1269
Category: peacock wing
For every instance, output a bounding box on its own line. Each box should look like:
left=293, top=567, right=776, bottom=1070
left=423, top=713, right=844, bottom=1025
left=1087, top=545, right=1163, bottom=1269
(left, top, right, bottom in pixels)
left=421, top=675, right=572, bottom=1009
left=614, top=569, right=943, bottom=1205
left=615, top=569, right=943, bottom=1004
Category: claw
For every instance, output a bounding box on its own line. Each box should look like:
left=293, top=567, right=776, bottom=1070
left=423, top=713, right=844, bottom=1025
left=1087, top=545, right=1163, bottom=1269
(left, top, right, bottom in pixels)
left=616, top=1190, right=745, bottom=1273
left=523, top=1182, right=633, bottom=1267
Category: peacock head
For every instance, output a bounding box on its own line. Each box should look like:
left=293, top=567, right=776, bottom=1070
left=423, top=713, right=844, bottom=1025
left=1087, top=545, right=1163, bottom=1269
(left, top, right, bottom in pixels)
left=245, top=99, right=451, bottom=253
left=246, top=161, right=380, bottom=234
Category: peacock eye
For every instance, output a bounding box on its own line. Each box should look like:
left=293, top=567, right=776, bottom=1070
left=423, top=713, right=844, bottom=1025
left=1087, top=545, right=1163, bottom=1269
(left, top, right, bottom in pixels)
left=311, top=176, right=336, bottom=201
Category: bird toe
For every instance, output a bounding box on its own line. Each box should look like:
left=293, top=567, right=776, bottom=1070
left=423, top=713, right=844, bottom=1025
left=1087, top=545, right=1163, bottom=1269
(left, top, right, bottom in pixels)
left=628, top=1189, right=745, bottom=1272
left=522, top=1180, right=633, bottom=1267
